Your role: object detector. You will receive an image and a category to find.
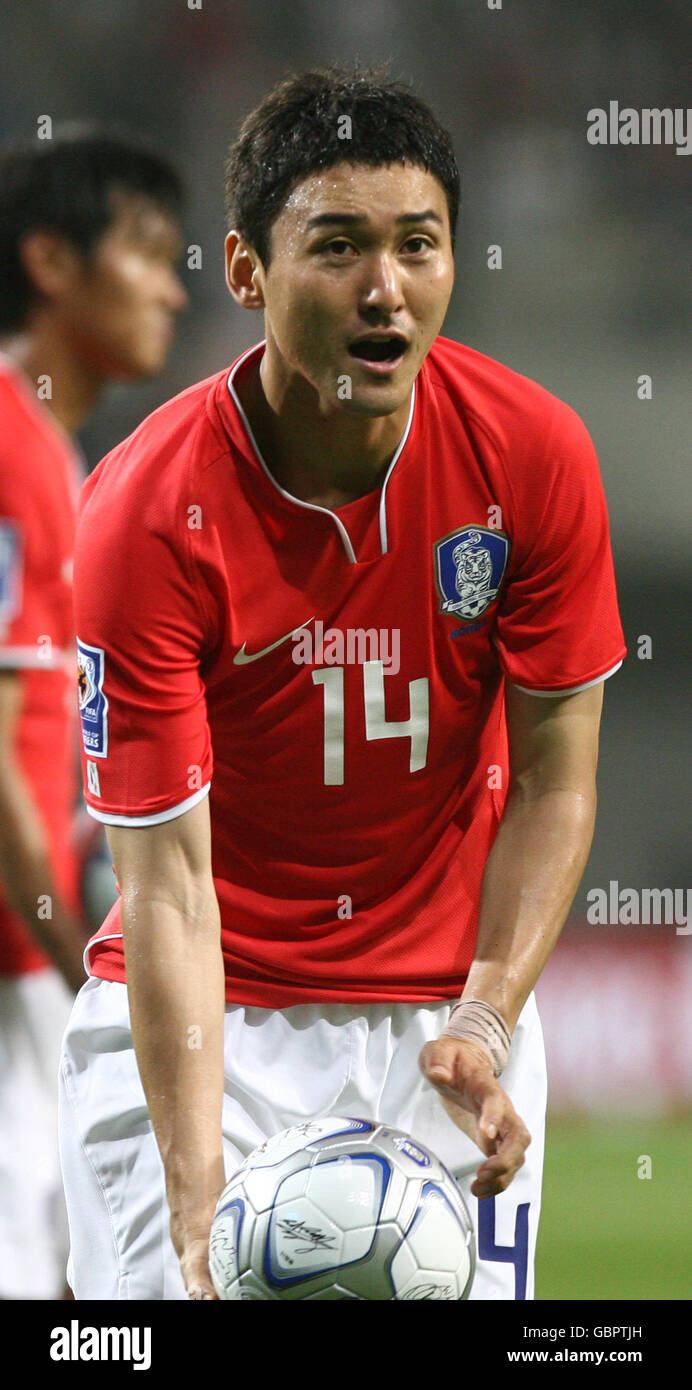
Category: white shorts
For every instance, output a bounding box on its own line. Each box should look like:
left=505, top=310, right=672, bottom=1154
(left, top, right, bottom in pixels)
left=0, top=967, right=73, bottom=1298
left=59, top=979, right=546, bottom=1301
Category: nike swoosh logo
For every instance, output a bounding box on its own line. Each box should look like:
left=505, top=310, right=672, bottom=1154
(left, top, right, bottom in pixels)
left=233, top=617, right=315, bottom=666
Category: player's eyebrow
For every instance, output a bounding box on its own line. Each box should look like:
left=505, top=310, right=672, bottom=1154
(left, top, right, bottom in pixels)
left=306, top=209, right=444, bottom=231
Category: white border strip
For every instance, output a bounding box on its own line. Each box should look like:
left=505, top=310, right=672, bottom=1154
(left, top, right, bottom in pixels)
left=85, top=782, right=210, bottom=827
left=512, top=659, right=624, bottom=697
left=0, top=646, right=66, bottom=669
left=378, top=381, right=416, bottom=555
left=83, top=932, right=122, bottom=975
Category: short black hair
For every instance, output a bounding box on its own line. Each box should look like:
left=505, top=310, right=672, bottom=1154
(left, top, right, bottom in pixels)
left=0, top=123, right=183, bottom=331
left=225, top=61, right=460, bottom=268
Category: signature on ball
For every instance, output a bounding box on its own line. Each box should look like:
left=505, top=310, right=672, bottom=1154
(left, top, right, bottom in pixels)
left=401, top=1283, right=456, bottom=1300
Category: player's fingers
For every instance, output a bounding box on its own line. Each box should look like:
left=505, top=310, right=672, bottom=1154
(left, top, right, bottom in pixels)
left=419, top=1036, right=494, bottom=1093
left=471, top=1115, right=531, bottom=1198
left=184, top=1264, right=218, bottom=1299
left=433, top=1084, right=502, bottom=1156
left=485, top=1110, right=531, bottom=1172
left=472, top=1159, right=524, bottom=1200
left=180, top=1238, right=219, bottom=1300
left=418, top=1037, right=457, bottom=1085
left=420, top=1039, right=505, bottom=1153
left=474, top=1141, right=526, bottom=1184
left=477, top=1089, right=506, bottom=1144
left=452, top=1068, right=511, bottom=1156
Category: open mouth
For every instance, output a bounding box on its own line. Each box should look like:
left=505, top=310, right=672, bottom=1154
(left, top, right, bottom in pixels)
left=348, top=336, right=408, bottom=363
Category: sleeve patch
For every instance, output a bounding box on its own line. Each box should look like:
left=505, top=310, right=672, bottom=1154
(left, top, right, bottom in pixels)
left=77, top=638, right=109, bottom=757
left=86, top=760, right=102, bottom=797
left=0, top=520, right=23, bottom=624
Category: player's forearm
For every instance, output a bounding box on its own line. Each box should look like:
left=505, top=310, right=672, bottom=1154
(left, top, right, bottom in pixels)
left=462, top=783, right=597, bottom=1031
left=122, top=888, right=226, bottom=1246
left=0, top=761, right=85, bottom=989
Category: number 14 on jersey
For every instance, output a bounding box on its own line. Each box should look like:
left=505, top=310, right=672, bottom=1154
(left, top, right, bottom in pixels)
left=311, top=660, right=429, bottom=786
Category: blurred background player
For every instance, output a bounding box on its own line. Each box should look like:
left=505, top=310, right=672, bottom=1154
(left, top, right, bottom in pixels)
left=0, top=127, right=186, bottom=1299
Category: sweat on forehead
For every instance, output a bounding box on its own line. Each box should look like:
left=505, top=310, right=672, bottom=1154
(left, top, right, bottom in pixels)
left=279, top=164, right=449, bottom=227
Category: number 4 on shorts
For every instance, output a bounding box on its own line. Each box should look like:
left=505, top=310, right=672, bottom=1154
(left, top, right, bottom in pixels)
left=477, top=1196, right=530, bottom=1300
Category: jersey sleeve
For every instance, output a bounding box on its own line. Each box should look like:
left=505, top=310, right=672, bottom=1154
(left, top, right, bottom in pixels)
left=74, top=456, right=214, bottom=825
left=494, top=398, right=627, bottom=694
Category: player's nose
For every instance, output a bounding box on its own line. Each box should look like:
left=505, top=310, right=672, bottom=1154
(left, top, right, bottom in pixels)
left=162, top=267, right=189, bottom=314
left=358, top=252, right=404, bottom=315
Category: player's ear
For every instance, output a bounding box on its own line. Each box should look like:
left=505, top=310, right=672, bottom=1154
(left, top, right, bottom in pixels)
left=225, top=231, right=266, bottom=311
left=18, top=229, right=84, bottom=307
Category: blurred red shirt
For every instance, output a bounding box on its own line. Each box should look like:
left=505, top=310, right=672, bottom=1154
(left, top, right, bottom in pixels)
left=0, top=357, right=81, bottom=975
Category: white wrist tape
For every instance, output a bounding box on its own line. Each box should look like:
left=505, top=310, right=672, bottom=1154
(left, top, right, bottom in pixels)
left=439, top=1000, right=512, bottom=1077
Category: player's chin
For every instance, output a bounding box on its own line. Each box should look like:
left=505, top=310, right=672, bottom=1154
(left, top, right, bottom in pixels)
left=337, top=374, right=414, bottom=417
left=112, top=347, right=170, bottom=380
left=339, top=392, right=408, bottom=419
left=116, top=324, right=176, bottom=378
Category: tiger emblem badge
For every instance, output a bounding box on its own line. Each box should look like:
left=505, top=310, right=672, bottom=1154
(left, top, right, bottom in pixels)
left=434, top=526, right=510, bottom=622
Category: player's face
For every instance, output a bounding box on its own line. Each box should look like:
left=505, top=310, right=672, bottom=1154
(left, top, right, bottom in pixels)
left=245, top=162, right=454, bottom=417
left=62, top=192, right=187, bottom=378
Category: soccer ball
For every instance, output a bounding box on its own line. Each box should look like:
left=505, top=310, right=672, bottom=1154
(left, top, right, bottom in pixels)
left=209, top=1116, right=475, bottom=1300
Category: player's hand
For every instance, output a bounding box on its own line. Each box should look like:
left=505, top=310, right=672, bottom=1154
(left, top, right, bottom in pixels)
left=418, top=1036, right=531, bottom=1198
left=178, top=1232, right=219, bottom=1300
left=169, top=1159, right=226, bottom=1299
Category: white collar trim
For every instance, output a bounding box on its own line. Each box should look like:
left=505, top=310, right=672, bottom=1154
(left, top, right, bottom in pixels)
left=227, top=339, right=415, bottom=563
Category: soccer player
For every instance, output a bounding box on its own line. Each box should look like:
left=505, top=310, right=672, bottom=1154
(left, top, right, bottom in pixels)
left=61, top=67, right=626, bottom=1301
left=0, top=128, right=186, bottom=1299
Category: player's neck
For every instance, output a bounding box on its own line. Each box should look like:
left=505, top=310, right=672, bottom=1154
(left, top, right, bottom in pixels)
left=236, top=345, right=411, bottom=510
left=0, top=318, right=106, bottom=435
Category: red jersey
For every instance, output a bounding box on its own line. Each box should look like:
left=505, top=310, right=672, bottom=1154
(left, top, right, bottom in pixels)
left=0, top=357, right=81, bottom=975
left=75, top=336, right=626, bottom=1006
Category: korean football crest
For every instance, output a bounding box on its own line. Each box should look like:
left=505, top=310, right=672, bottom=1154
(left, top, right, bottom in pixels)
left=434, top=526, right=509, bottom=622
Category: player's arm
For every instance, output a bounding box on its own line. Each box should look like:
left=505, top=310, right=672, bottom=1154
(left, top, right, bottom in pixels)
left=0, top=669, right=86, bottom=991
left=105, top=793, right=225, bottom=1300
left=420, top=680, right=603, bottom=1195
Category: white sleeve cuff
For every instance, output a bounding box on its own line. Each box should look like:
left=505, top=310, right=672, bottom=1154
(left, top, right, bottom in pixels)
left=511, top=659, right=623, bottom=697
left=85, top=781, right=211, bottom=827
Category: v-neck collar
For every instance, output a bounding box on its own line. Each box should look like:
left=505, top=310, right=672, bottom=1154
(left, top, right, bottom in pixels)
left=226, top=340, right=416, bottom=565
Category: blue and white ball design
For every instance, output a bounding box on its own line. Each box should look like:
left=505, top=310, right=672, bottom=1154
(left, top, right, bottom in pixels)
left=209, top=1117, right=475, bottom=1300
